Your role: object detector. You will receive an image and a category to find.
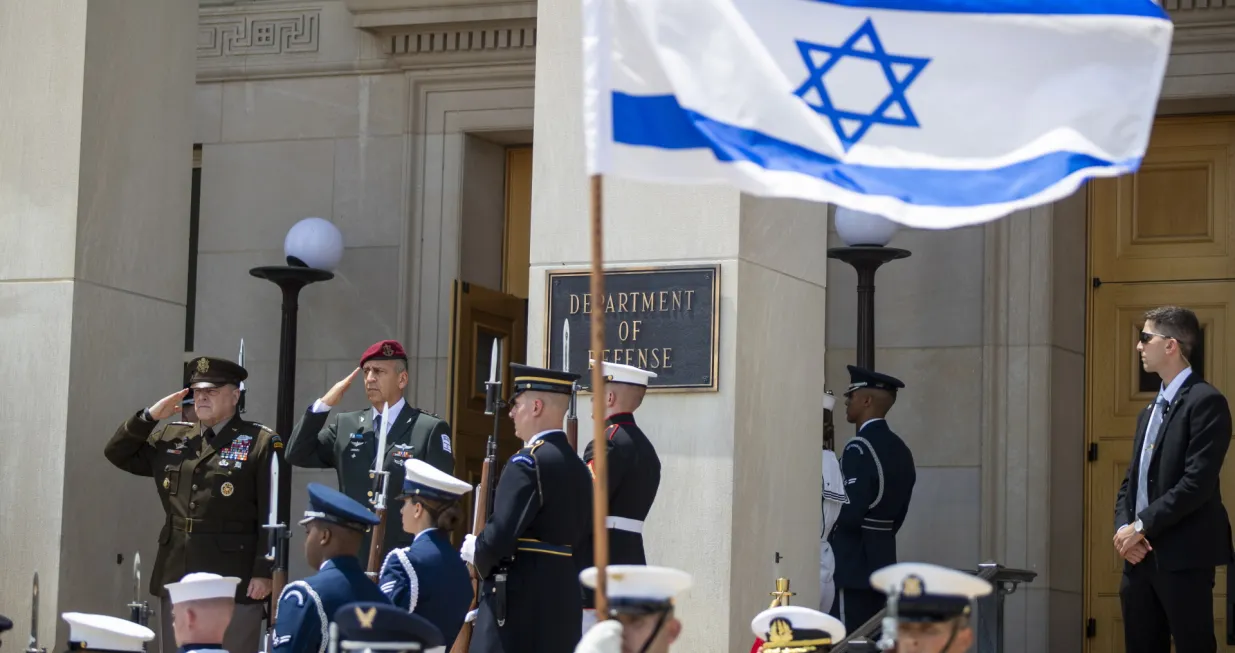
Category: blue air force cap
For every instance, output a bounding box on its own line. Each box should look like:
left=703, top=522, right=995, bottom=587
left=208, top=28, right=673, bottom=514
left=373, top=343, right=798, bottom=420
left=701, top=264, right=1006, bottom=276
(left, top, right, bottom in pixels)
left=510, top=363, right=579, bottom=398
left=332, top=602, right=444, bottom=652
left=299, top=483, right=379, bottom=532
left=844, top=365, right=905, bottom=397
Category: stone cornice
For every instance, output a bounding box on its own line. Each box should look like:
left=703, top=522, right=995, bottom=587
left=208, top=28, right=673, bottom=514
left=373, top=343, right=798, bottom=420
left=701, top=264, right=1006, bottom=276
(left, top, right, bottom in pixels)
left=343, top=0, right=535, bottom=29
left=1169, top=6, right=1235, bottom=54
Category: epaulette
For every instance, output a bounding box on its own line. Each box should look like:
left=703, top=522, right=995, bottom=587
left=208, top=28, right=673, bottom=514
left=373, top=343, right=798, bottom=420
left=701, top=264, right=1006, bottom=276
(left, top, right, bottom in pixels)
left=606, top=424, right=620, bottom=441
left=254, top=424, right=284, bottom=449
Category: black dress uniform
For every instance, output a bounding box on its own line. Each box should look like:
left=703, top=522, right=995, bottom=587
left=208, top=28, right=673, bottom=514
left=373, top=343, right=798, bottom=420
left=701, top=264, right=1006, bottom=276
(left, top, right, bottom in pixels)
left=468, top=364, right=593, bottom=653
left=828, top=366, right=916, bottom=633
left=104, top=357, right=280, bottom=653
left=286, top=340, right=453, bottom=559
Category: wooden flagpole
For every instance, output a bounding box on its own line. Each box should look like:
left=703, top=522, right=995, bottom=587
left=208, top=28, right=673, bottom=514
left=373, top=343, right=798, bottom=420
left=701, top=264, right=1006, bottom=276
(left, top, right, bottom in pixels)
left=588, top=173, right=611, bottom=619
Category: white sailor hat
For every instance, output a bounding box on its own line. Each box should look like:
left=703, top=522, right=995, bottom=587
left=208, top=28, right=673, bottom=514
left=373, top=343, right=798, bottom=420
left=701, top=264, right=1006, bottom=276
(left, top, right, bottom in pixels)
left=579, top=565, right=691, bottom=615
left=397, top=459, right=474, bottom=501
left=750, top=606, right=845, bottom=652
left=62, top=613, right=154, bottom=652
left=164, top=572, right=241, bottom=604
left=869, top=562, right=993, bottom=622
left=590, top=360, right=657, bottom=388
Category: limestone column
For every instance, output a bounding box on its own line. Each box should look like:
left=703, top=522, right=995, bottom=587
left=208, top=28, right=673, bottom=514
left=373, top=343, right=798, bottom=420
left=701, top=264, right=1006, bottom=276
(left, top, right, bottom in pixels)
left=532, top=3, right=829, bottom=650
left=0, top=0, right=197, bottom=649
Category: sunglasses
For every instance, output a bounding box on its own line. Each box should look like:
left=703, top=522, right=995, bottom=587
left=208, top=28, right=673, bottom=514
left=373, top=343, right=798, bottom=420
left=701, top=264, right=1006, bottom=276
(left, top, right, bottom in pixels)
left=1139, top=330, right=1173, bottom=344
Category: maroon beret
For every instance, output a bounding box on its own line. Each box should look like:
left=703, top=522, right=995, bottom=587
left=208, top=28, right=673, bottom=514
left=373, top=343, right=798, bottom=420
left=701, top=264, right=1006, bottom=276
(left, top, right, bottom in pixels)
left=361, top=340, right=407, bottom=366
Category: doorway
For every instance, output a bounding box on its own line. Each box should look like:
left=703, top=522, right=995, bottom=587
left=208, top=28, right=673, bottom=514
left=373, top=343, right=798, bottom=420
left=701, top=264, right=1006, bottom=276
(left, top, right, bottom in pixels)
left=446, top=142, right=533, bottom=542
left=1084, top=115, right=1235, bottom=651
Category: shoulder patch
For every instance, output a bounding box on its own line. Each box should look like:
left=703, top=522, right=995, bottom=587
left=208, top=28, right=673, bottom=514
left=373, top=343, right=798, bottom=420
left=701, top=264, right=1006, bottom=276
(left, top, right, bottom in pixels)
left=510, top=453, right=536, bottom=468
left=844, top=441, right=864, bottom=454
left=440, top=433, right=452, bottom=454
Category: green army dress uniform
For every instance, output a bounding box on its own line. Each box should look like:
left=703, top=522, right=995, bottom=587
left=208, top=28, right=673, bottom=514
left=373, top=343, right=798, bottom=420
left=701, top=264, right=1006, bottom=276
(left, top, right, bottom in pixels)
left=104, top=356, right=281, bottom=604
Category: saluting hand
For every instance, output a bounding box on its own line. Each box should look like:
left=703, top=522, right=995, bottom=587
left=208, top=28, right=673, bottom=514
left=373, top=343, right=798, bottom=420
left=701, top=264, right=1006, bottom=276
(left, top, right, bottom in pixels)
left=148, top=389, right=191, bottom=421
left=320, top=367, right=361, bottom=408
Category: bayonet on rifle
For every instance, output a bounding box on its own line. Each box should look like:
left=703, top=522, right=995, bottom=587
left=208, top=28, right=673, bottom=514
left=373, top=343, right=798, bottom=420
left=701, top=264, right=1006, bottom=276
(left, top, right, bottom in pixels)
left=27, top=572, right=45, bottom=653
left=563, top=320, right=579, bottom=451
left=237, top=339, right=247, bottom=414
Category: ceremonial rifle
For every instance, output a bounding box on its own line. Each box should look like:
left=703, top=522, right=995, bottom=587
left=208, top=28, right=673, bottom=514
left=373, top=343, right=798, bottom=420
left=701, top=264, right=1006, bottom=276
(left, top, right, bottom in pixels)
left=127, top=553, right=152, bottom=650
left=450, top=339, right=505, bottom=653
left=262, top=440, right=289, bottom=653
left=563, top=319, right=579, bottom=451
left=26, top=572, right=45, bottom=653
left=365, top=401, right=394, bottom=579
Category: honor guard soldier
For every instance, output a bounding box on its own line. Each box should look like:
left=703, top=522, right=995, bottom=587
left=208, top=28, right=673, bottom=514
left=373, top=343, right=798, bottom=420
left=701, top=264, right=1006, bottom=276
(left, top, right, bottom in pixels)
left=827, top=365, right=916, bottom=632
left=273, top=483, right=391, bottom=653
left=288, top=340, right=454, bottom=559
left=749, top=607, right=846, bottom=653
left=164, top=573, right=240, bottom=653
left=62, top=613, right=156, bottom=653
left=575, top=565, right=690, bottom=653
left=461, top=363, right=593, bottom=653
left=869, top=563, right=992, bottom=653
left=330, top=602, right=446, bottom=653
left=378, top=459, right=473, bottom=645
left=104, top=356, right=280, bottom=653
left=578, top=362, right=662, bottom=632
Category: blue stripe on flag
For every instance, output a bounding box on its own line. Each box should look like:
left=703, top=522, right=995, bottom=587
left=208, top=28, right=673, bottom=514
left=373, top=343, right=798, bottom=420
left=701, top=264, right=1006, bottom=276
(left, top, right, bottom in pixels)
left=611, top=92, right=1136, bottom=208
left=805, top=0, right=1167, bottom=18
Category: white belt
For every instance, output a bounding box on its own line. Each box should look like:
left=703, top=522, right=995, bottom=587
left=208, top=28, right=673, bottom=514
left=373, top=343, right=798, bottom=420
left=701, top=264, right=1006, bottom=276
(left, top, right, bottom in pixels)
left=605, top=516, right=644, bottom=534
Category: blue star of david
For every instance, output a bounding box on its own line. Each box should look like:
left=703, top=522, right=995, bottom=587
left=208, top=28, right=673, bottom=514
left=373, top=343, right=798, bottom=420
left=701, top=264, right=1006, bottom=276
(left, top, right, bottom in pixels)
left=793, top=19, right=930, bottom=151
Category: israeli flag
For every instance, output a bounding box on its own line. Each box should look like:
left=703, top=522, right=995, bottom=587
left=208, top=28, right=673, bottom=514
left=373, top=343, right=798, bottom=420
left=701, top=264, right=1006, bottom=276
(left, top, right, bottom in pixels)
left=582, top=0, right=1173, bottom=229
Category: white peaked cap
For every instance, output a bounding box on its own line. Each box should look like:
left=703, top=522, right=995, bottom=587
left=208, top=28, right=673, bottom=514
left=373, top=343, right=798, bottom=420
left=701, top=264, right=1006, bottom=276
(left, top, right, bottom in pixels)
left=402, top=458, right=473, bottom=498
left=579, top=565, right=692, bottom=602
left=750, top=606, right=846, bottom=644
left=822, top=393, right=836, bottom=411
left=165, top=572, right=241, bottom=604
left=62, top=613, right=155, bottom=652
left=590, top=360, right=657, bottom=387
left=869, top=562, right=993, bottom=599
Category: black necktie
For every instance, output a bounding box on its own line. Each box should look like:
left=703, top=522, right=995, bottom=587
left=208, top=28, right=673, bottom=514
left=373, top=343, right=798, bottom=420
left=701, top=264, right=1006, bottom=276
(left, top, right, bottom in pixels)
left=372, top=414, right=382, bottom=435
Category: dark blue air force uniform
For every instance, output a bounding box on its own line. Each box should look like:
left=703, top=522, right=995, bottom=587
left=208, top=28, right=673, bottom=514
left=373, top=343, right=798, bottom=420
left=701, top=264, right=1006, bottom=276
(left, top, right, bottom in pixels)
left=379, top=458, right=474, bottom=646
left=828, top=365, right=916, bottom=633
left=272, top=483, right=390, bottom=653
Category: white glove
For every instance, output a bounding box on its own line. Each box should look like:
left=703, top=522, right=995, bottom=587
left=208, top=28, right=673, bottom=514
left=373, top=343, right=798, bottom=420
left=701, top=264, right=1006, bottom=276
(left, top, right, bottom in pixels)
left=464, top=609, right=479, bottom=624
left=461, top=534, right=476, bottom=564
left=574, top=619, right=622, bottom=653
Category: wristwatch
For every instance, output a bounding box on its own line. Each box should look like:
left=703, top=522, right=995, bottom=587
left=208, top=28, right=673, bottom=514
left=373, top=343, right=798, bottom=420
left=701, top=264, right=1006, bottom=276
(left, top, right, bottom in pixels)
left=1133, top=518, right=1144, bottom=534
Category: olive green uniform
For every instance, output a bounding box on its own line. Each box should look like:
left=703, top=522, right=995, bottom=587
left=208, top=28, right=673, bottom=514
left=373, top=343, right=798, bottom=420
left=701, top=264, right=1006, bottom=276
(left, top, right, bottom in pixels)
left=105, top=410, right=282, bottom=653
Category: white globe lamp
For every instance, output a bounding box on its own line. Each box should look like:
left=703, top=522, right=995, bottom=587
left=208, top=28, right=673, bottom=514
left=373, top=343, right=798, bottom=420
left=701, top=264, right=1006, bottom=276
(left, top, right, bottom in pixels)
left=284, top=217, right=344, bottom=271
left=834, top=206, right=899, bottom=247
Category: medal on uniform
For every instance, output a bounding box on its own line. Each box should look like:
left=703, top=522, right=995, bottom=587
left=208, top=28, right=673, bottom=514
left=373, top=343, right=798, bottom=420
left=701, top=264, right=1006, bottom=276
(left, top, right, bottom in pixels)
left=220, top=459, right=229, bottom=467
left=221, top=482, right=234, bottom=497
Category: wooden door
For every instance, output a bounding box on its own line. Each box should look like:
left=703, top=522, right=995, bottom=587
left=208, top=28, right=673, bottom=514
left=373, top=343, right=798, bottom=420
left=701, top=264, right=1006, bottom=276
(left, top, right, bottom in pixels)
left=446, top=281, right=527, bottom=544
left=1085, top=115, right=1235, bottom=652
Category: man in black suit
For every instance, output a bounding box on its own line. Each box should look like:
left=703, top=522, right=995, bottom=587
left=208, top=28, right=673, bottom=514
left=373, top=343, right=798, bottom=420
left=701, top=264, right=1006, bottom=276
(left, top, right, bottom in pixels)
left=1115, top=305, right=1234, bottom=653
left=828, top=365, right=916, bottom=633
left=286, top=339, right=454, bottom=561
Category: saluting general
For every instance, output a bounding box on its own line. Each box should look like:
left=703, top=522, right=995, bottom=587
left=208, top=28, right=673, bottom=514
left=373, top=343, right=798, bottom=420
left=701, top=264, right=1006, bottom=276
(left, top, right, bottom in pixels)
left=827, top=365, right=916, bottom=633
left=287, top=339, right=454, bottom=560
left=577, top=361, right=661, bottom=632
left=272, top=483, right=390, bottom=653
left=461, top=363, right=593, bottom=653
left=104, top=356, right=278, bottom=653
left=378, top=459, right=474, bottom=645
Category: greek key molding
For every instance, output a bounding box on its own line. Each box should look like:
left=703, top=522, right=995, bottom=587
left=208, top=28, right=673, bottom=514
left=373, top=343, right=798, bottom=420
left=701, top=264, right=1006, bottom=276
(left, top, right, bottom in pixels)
left=198, top=8, right=321, bottom=58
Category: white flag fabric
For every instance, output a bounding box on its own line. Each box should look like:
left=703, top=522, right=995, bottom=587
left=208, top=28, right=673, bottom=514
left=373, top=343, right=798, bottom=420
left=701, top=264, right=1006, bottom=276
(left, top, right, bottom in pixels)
left=582, top=0, right=1173, bottom=229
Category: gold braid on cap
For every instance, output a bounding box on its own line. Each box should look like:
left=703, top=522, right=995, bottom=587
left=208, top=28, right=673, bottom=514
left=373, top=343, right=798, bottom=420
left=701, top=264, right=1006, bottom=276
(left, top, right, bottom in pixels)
left=761, top=618, right=833, bottom=653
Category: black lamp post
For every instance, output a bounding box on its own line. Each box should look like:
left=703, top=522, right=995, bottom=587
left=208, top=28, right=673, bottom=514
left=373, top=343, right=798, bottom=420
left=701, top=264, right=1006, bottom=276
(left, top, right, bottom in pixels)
left=248, top=217, right=341, bottom=629
left=826, top=208, right=911, bottom=370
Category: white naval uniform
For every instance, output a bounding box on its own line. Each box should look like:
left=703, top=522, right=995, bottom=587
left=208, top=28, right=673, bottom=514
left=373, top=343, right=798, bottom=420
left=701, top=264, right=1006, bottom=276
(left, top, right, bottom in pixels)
left=820, top=448, right=846, bottom=613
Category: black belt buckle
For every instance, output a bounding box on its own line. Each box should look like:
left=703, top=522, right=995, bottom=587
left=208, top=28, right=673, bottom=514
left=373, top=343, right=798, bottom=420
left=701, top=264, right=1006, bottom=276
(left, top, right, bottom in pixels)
left=494, top=572, right=508, bottom=627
